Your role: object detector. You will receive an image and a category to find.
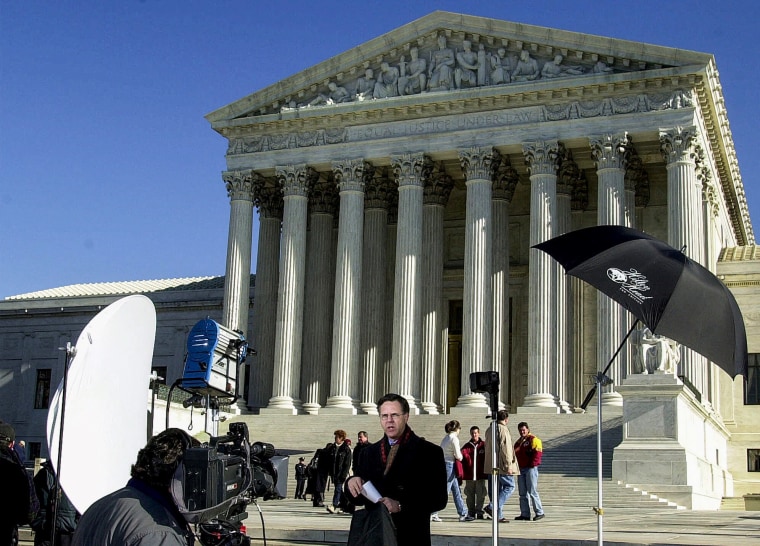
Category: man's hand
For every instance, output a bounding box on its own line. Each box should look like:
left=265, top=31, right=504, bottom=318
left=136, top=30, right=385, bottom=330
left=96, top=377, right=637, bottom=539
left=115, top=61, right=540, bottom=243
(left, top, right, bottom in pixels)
left=379, top=496, right=402, bottom=514
left=347, top=476, right=364, bottom=497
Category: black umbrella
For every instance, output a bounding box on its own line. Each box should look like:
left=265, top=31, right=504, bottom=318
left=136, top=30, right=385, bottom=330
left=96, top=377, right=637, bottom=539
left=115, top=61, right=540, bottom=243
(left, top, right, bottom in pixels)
left=534, top=225, right=747, bottom=379
left=534, top=225, right=748, bottom=546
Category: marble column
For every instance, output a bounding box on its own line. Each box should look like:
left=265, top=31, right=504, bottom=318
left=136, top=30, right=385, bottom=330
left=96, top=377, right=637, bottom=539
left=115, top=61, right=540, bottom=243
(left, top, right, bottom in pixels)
left=390, top=153, right=430, bottom=411
left=521, top=140, right=560, bottom=410
left=492, top=157, right=519, bottom=410
left=247, top=183, right=283, bottom=409
left=383, top=189, right=399, bottom=396
left=456, top=147, right=496, bottom=410
left=325, top=159, right=367, bottom=413
left=220, top=170, right=256, bottom=410
left=661, top=126, right=707, bottom=397
left=420, top=162, right=454, bottom=414
left=590, top=134, right=629, bottom=407
left=301, top=178, right=338, bottom=414
left=267, top=165, right=314, bottom=413
left=359, top=169, right=393, bottom=414
left=555, top=145, right=577, bottom=413
left=221, top=169, right=256, bottom=335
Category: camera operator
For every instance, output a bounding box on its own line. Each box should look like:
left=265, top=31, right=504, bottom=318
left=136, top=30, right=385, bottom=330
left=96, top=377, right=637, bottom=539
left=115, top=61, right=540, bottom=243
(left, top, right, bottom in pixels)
left=71, top=428, right=197, bottom=546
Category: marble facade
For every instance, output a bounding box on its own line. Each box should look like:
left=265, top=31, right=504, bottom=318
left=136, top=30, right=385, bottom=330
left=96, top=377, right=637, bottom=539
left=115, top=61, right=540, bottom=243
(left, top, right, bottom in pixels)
left=207, top=12, right=753, bottom=420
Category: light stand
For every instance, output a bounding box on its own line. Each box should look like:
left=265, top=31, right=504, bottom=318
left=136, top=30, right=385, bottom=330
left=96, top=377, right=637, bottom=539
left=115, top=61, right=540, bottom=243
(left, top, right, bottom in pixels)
left=579, top=318, right=639, bottom=546
left=50, top=342, right=76, bottom=546
left=470, top=372, right=500, bottom=546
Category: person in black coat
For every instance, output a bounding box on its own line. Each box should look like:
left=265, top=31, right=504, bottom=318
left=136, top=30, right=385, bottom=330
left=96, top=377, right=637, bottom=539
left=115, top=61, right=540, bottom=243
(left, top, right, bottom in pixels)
left=31, top=460, right=79, bottom=546
left=0, top=422, right=35, bottom=546
left=346, top=393, right=447, bottom=546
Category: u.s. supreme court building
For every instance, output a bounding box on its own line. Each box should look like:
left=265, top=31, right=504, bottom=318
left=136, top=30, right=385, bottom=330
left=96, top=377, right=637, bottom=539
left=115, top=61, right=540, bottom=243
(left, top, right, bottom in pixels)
left=208, top=11, right=753, bottom=417
left=3, top=11, right=759, bottom=509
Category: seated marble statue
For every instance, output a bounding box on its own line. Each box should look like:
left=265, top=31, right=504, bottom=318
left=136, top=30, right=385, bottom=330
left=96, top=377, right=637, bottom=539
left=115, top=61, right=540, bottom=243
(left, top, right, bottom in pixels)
left=398, top=47, right=427, bottom=95
left=490, top=48, right=510, bottom=85
left=308, top=82, right=351, bottom=107
left=511, top=49, right=540, bottom=81
left=455, top=40, right=479, bottom=89
left=428, top=34, right=455, bottom=91
left=374, top=62, right=400, bottom=99
left=541, top=54, right=584, bottom=78
left=637, top=327, right=680, bottom=375
left=356, top=68, right=376, bottom=101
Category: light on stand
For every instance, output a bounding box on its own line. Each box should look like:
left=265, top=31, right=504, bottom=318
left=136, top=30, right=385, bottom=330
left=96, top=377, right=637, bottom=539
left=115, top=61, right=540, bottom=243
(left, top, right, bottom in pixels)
left=470, top=371, right=500, bottom=546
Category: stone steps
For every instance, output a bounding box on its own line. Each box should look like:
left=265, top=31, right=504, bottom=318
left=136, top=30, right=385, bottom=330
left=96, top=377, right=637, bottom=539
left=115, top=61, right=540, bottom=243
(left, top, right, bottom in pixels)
left=225, top=408, right=686, bottom=510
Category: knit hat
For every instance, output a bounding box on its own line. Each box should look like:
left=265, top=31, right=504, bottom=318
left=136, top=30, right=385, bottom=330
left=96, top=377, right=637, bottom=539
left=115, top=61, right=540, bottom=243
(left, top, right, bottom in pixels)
left=0, top=422, right=15, bottom=443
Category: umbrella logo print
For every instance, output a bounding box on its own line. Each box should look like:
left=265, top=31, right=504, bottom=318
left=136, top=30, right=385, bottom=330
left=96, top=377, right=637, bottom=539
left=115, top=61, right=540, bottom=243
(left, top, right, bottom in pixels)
left=607, top=268, right=653, bottom=304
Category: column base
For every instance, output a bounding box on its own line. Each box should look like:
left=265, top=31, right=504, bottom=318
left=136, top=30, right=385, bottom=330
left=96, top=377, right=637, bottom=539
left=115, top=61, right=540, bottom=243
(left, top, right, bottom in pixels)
left=601, top=391, right=624, bottom=407
left=301, top=403, right=321, bottom=415
left=454, top=393, right=489, bottom=410
left=262, top=396, right=304, bottom=414
left=516, top=393, right=559, bottom=413
left=359, top=403, right=378, bottom=415
left=420, top=402, right=442, bottom=415
left=323, top=395, right=358, bottom=414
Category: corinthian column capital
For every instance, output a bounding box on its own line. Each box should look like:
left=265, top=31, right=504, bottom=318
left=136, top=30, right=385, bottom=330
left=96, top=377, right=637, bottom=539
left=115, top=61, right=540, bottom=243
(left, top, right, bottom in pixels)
left=253, top=182, right=284, bottom=219
left=458, top=147, right=499, bottom=181
left=659, top=126, right=698, bottom=165
left=590, top=133, right=629, bottom=170
left=390, top=152, right=431, bottom=188
left=557, top=144, right=579, bottom=197
left=332, top=159, right=371, bottom=192
left=309, top=176, right=339, bottom=215
left=423, top=162, right=455, bottom=205
left=523, top=140, right=559, bottom=176
left=275, top=164, right=316, bottom=197
left=222, top=169, right=257, bottom=201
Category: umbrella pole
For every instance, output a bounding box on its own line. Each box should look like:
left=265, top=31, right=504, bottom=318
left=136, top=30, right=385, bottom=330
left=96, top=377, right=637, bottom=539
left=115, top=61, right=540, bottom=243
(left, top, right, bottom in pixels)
left=590, top=319, right=638, bottom=545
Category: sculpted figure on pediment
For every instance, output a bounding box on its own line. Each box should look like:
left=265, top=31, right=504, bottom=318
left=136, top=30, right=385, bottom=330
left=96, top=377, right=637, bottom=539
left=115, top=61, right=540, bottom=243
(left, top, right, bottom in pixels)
left=374, top=62, right=400, bottom=99
left=454, top=40, right=480, bottom=89
left=427, top=34, right=455, bottom=91
left=541, top=54, right=584, bottom=79
left=490, top=48, right=511, bottom=85
left=398, top=47, right=427, bottom=95
left=592, top=60, right=613, bottom=74
left=307, top=81, right=351, bottom=107
left=512, top=49, right=540, bottom=81
left=356, top=68, right=376, bottom=101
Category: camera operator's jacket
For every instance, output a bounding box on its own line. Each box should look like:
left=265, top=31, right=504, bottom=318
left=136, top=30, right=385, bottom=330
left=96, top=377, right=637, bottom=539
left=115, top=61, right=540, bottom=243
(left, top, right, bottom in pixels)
left=347, top=426, right=447, bottom=546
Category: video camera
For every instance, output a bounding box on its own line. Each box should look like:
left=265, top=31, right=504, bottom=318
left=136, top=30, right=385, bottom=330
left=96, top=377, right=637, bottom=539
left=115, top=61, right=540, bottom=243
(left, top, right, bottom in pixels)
left=172, top=422, right=281, bottom=546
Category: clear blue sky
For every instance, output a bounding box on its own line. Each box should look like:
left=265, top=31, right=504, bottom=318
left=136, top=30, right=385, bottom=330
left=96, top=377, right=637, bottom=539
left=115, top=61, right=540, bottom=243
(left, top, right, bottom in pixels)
left=2, top=0, right=758, bottom=299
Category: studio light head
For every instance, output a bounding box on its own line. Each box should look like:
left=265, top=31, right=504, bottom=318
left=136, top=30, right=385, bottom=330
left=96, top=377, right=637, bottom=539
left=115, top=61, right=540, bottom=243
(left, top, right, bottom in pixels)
left=470, top=371, right=500, bottom=394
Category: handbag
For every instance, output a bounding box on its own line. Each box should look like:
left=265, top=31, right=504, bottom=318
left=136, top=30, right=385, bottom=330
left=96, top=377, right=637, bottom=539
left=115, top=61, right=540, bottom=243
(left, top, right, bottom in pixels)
left=347, top=503, right=398, bottom=546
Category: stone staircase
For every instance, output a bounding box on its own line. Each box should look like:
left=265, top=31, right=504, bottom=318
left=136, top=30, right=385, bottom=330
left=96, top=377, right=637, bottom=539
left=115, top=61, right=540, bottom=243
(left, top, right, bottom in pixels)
left=227, top=408, right=684, bottom=511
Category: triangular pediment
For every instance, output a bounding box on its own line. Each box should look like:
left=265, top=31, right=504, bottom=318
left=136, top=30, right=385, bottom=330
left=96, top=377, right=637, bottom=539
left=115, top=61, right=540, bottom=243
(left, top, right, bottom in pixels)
left=206, top=11, right=712, bottom=124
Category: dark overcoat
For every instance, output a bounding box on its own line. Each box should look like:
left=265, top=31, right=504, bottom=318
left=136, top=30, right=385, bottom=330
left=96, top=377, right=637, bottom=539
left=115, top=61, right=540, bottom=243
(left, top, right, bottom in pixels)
left=347, top=428, right=447, bottom=546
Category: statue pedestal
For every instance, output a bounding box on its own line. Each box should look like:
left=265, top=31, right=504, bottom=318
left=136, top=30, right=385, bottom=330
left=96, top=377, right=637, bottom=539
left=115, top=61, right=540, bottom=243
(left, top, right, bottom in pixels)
left=612, top=374, right=732, bottom=509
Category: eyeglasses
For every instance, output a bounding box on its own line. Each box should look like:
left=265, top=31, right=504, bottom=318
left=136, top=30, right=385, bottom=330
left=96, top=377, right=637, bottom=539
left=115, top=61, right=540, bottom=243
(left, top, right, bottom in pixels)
left=380, top=413, right=405, bottom=421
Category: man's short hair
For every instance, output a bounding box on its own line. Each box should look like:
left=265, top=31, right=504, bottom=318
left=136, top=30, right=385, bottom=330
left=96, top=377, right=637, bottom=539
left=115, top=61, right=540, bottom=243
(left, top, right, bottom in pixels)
left=497, top=410, right=509, bottom=422
left=470, top=426, right=480, bottom=433
left=0, top=421, right=15, bottom=446
left=358, top=431, right=368, bottom=438
left=334, top=429, right=347, bottom=441
left=131, top=428, right=194, bottom=491
left=517, top=421, right=529, bottom=430
left=376, top=393, right=410, bottom=415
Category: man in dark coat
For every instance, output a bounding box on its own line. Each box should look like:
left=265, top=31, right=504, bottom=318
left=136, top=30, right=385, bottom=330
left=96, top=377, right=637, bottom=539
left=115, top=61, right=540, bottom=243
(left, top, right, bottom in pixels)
left=346, top=393, right=447, bottom=546
left=0, top=421, right=34, bottom=546
left=31, top=460, right=79, bottom=546
left=325, top=429, right=352, bottom=513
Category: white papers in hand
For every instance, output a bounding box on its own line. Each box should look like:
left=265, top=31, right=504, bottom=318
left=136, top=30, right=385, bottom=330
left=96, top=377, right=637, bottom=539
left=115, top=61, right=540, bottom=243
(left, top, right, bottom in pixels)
left=361, top=481, right=382, bottom=503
